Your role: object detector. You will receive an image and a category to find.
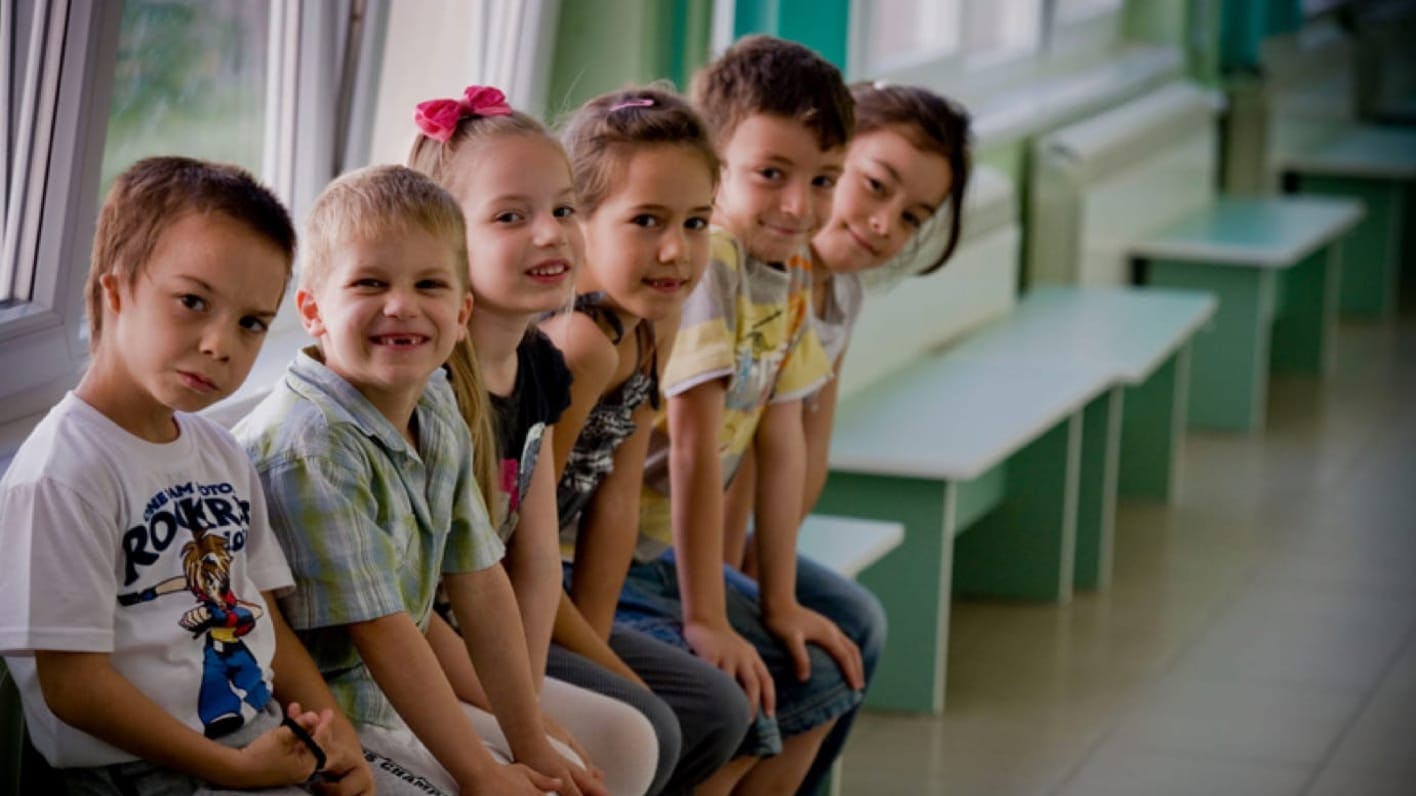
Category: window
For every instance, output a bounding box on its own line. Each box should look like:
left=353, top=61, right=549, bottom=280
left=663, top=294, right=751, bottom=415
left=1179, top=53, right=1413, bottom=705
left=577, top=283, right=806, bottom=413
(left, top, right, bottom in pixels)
left=860, top=0, right=963, bottom=74
left=0, top=0, right=370, bottom=433
left=99, top=0, right=272, bottom=195
left=963, top=0, right=1043, bottom=65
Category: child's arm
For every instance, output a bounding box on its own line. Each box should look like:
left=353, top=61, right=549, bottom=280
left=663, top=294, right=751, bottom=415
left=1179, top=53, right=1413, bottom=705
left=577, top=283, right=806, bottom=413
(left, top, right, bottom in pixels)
left=545, top=311, right=619, bottom=478
left=34, top=651, right=328, bottom=788
left=800, top=353, right=846, bottom=519
left=753, top=398, right=864, bottom=690
left=504, top=426, right=565, bottom=685
left=264, top=590, right=373, bottom=795
left=444, top=564, right=606, bottom=796
left=348, top=610, right=562, bottom=794
left=669, top=380, right=776, bottom=716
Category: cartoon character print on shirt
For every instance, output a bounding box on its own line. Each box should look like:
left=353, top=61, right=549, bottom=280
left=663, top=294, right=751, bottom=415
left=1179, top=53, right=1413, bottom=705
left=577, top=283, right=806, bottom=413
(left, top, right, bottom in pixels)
left=496, top=421, right=547, bottom=538
left=116, top=480, right=270, bottom=739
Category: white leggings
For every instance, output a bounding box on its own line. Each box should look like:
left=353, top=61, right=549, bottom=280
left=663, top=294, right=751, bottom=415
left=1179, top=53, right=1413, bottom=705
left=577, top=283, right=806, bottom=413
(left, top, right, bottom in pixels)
left=360, top=676, right=657, bottom=795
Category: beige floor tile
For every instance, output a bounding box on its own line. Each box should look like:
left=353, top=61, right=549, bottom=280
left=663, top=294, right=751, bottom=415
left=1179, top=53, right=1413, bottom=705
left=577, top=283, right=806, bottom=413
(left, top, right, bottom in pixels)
left=1054, top=747, right=1311, bottom=796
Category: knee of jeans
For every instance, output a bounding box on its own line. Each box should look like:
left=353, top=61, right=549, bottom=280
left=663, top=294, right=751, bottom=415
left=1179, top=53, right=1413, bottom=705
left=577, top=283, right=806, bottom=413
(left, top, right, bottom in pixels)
left=637, top=689, right=684, bottom=766
left=855, top=586, right=887, bottom=670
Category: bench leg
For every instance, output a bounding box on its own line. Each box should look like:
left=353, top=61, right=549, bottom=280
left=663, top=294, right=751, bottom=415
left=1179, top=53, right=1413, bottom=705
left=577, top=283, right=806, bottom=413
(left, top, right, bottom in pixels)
left=815, top=474, right=954, bottom=714
left=1271, top=242, right=1341, bottom=375
left=1292, top=175, right=1404, bottom=319
left=1075, top=388, right=1122, bottom=590
left=1149, top=260, right=1275, bottom=432
left=954, top=412, right=1081, bottom=603
left=1119, top=346, right=1191, bottom=501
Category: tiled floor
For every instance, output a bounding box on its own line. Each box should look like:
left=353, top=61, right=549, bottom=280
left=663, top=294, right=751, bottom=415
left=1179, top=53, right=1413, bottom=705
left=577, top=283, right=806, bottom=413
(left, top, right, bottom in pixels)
left=840, top=307, right=1416, bottom=795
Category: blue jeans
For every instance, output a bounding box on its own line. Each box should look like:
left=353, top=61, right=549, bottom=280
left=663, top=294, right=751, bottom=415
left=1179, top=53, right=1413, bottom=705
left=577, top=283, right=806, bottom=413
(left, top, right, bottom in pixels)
left=617, top=551, right=869, bottom=758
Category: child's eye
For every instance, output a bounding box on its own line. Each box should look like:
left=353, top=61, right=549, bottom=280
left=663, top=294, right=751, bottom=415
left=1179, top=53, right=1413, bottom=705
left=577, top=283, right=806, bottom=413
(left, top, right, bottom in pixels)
left=812, top=175, right=837, bottom=189
left=865, top=176, right=884, bottom=194
left=417, top=278, right=451, bottom=290
left=554, top=205, right=577, bottom=220
left=685, top=216, right=709, bottom=231
left=179, top=294, right=207, bottom=312
left=903, top=212, right=923, bottom=229
left=239, top=316, right=269, bottom=333
left=352, top=278, right=386, bottom=289
left=757, top=167, right=783, bottom=181
left=631, top=214, right=661, bottom=228
left=495, top=211, right=524, bottom=224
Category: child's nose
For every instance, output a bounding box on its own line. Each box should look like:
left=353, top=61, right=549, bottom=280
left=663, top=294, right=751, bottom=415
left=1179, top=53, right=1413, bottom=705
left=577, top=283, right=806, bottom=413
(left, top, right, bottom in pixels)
left=533, top=212, right=567, bottom=247
left=780, top=180, right=809, bottom=219
left=200, top=324, right=233, bottom=361
left=660, top=228, right=687, bottom=264
left=384, top=287, right=418, bottom=317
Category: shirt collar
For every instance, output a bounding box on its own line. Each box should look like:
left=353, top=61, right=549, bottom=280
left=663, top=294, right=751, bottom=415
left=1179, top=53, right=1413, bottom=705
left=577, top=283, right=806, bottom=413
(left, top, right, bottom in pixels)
left=285, top=347, right=447, bottom=457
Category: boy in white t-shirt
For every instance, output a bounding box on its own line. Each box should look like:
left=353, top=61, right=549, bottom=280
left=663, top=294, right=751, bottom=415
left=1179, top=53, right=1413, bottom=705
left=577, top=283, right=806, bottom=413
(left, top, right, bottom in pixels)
left=0, top=157, right=372, bottom=794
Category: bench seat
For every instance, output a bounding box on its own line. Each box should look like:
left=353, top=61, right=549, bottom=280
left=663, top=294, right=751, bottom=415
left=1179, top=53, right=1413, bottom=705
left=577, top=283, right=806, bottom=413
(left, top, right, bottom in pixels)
left=797, top=515, right=904, bottom=581
left=1278, top=126, right=1416, bottom=319
left=816, top=346, right=1116, bottom=714
left=1131, top=196, right=1364, bottom=432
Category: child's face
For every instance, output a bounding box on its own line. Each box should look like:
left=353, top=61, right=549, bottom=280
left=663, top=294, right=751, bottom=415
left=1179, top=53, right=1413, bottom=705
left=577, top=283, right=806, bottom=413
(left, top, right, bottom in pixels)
left=813, top=127, right=952, bottom=275
left=456, top=135, right=584, bottom=317
left=296, top=227, right=471, bottom=409
left=713, top=113, right=844, bottom=264
left=580, top=145, right=715, bottom=322
left=100, top=211, right=286, bottom=417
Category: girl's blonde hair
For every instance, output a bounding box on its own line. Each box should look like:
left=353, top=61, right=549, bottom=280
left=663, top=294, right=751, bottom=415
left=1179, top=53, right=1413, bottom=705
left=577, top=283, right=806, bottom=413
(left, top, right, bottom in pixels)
left=407, top=101, right=558, bottom=503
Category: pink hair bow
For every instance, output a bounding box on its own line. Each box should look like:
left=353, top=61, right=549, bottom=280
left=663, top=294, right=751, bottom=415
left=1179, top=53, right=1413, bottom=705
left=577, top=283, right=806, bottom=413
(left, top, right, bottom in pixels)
left=414, top=85, right=513, bottom=143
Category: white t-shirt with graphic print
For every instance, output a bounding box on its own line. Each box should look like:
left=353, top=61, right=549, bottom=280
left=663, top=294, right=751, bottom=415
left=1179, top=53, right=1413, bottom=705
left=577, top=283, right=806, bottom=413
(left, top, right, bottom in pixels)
left=0, top=393, right=294, bottom=768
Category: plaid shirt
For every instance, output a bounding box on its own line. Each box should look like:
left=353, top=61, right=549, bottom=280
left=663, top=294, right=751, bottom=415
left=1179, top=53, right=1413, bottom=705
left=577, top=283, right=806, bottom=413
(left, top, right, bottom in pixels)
left=235, top=349, right=503, bottom=728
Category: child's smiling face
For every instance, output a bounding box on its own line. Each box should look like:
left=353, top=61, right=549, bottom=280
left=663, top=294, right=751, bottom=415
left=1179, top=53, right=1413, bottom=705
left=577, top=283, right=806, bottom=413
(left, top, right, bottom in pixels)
left=813, top=126, right=953, bottom=275
left=455, top=134, right=585, bottom=317
left=713, top=113, right=844, bottom=264
left=579, top=144, right=715, bottom=322
left=297, top=225, right=471, bottom=414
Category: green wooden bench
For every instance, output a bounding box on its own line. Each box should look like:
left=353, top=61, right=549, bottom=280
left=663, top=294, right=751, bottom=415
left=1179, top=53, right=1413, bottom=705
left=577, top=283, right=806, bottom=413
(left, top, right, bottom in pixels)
left=814, top=283, right=1214, bottom=715
left=1030, top=81, right=1366, bottom=434
left=1278, top=126, right=1416, bottom=319
left=945, top=285, right=1217, bottom=588
left=1131, top=196, right=1363, bottom=432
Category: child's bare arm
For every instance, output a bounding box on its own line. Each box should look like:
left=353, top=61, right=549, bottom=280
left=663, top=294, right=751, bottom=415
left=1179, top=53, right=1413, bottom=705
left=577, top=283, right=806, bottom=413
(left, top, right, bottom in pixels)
left=34, top=650, right=321, bottom=788
left=347, top=611, right=519, bottom=791
left=551, top=591, right=647, bottom=687
left=800, top=354, right=845, bottom=519
left=567, top=398, right=655, bottom=639
left=753, top=398, right=864, bottom=689
left=543, top=312, right=619, bottom=478
left=668, top=381, right=776, bottom=716
left=264, top=591, right=373, bottom=795
left=444, top=565, right=605, bottom=796
left=504, top=426, right=566, bottom=685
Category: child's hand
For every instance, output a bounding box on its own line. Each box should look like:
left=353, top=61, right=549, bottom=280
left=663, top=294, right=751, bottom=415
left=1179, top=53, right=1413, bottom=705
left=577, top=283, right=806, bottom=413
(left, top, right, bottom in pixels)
left=683, top=619, right=776, bottom=718
left=462, top=762, right=563, bottom=795
left=763, top=601, right=864, bottom=690
left=228, top=704, right=332, bottom=787
left=518, top=740, right=607, bottom=796
left=541, top=712, right=606, bottom=789
left=304, top=707, right=375, bottom=796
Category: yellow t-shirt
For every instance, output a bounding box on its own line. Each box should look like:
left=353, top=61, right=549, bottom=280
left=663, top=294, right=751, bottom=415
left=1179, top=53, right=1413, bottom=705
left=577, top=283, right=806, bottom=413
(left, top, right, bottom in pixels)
left=637, top=228, right=831, bottom=560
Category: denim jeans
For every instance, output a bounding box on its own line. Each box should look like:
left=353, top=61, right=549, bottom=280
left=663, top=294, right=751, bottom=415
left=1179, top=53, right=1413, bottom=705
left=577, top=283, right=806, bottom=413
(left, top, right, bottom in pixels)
left=617, top=550, right=868, bottom=758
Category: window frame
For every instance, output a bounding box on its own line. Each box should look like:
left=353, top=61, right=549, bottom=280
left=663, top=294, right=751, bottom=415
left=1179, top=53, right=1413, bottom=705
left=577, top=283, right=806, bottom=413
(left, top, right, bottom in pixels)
left=0, top=0, right=121, bottom=426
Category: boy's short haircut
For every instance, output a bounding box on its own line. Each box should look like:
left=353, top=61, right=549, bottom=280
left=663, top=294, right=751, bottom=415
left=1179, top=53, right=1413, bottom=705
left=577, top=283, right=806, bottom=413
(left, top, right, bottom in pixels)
left=86, top=156, right=295, bottom=349
left=691, top=34, right=854, bottom=153
left=300, top=164, right=469, bottom=293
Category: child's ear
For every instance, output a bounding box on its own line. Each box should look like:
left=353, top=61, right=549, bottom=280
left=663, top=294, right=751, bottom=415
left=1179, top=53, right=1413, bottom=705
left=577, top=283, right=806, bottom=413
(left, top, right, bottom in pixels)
left=295, top=287, right=326, bottom=338
left=99, top=273, right=123, bottom=315
left=455, top=291, right=473, bottom=339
